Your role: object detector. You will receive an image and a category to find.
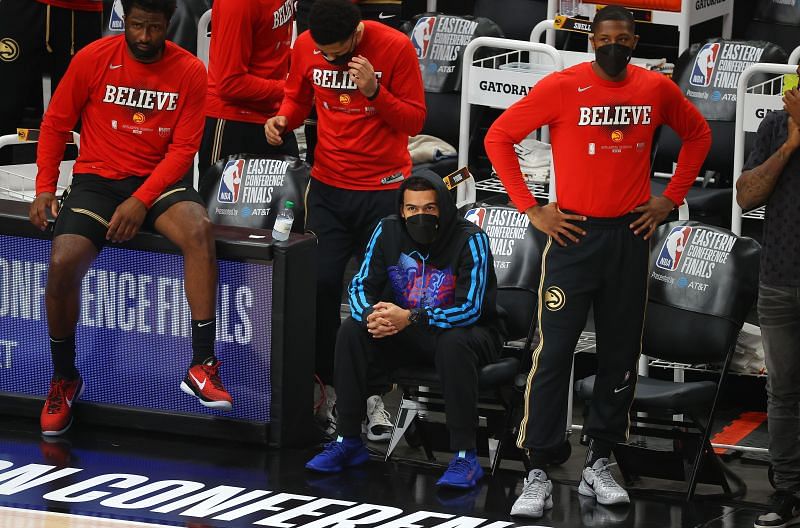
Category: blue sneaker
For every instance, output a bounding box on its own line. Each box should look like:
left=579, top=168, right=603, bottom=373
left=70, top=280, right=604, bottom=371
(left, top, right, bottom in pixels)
left=305, top=439, right=370, bottom=473
left=436, top=451, right=484, bottom=489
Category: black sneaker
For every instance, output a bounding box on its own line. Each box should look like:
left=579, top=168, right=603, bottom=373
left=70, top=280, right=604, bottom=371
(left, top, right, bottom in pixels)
left=755, top=491, right=800, bottom=528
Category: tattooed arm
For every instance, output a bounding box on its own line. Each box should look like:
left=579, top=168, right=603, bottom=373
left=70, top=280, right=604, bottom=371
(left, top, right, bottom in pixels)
left=737, top=115, right=800, bottom=211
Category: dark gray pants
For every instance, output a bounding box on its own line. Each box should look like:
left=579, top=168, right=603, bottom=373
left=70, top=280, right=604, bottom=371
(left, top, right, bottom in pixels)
left=758, top=283, right=800, bottom=492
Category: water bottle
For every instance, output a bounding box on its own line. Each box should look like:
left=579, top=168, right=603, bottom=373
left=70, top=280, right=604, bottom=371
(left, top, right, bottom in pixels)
left=560, top=0, right=580, bottom=17
left=272, top=200, right=294, bottom=242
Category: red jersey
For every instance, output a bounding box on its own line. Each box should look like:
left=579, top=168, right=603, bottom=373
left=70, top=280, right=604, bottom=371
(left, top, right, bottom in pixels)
left=278, top=20, right=426, bottom=191
left=485, top=62, right=711, bottom=217
left=206, top=0, right=293, bottom=124
left=36, top=0, right=103, bottom=12
left=36, top=36, right=207, bottom=208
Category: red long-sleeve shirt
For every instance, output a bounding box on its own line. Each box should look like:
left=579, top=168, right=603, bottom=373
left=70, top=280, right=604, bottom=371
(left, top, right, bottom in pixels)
left=206, top=0, right=293, bottom=124
left=36, top=36, right=207, bottom=208
left=278, top=20, right=426, bottom=190
left=36, top=0, right=102, bottom=12
left=485, top=62, right=711, bottom=217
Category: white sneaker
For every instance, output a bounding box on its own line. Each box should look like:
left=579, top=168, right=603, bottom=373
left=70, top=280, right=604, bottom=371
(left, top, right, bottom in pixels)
left=363, top=395, right=392, bottom=442
left=578, top=458, right=630, bottom=506
left=510, top=469, right=553, bottom=518
left=313, top=384, right=337, bottom=437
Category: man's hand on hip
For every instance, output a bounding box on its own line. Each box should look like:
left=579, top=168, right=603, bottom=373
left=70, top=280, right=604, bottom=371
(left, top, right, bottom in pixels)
left=29, top=192, right=59, bottom=231
left=526, top=203, right=586, bottom=247
left=264, top=116, right=288, bottom=146
left=630, top=195, right=675, bottom=240
left=106, top=197, right=147, bottom=243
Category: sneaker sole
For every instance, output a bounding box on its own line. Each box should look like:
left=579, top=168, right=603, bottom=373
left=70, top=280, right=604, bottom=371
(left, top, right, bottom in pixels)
left=180, top=381, right=233, bottom=411
left=41, top=378, right=85, bottom=437
left=436, top=466, right=485, bottom=489
left=510, top=495, right=553, bottom=518
left=366, top=430, right=392, bottom=442
left=578, top=478, right=630, bottom=505
left=305, top=450, right=370, bottom=473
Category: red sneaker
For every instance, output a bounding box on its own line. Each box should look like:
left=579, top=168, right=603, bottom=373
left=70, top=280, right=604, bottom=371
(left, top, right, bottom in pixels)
left=180, top=360, right=233, bottom=411
left=41, top=376, right=84, bottom=436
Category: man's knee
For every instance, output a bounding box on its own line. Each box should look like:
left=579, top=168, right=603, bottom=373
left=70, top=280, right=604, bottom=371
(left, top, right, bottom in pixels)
left=178, top=214, right=215, bottom=256
left=47, top=239, right=94, bottom=295
left=435, top=328, right=479, bottom=367
left=337, top=317, right=366, bottom=342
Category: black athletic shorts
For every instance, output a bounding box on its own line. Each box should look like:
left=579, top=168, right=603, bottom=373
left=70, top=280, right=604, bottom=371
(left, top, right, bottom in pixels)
left=53, top=173, right=205, bottom=249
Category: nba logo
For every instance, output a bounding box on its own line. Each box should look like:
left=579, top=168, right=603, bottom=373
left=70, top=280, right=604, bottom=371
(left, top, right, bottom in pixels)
left=217, top=159, right=244, bottom=203
left=465, top=207, right=486, bottom=228
left=656, top=226, right=693, bottom=271
left=690, top=43, right=720, bottom=87
left=411, top=16, right=436, bottom=60
left=109, top=0, right=125, bottom=31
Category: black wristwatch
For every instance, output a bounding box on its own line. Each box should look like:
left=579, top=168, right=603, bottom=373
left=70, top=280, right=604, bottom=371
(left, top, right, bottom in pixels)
left=408, top=308, right=424, bottom=325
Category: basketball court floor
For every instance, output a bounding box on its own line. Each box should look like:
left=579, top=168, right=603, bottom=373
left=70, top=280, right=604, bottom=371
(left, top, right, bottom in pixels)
left=0, top=405, right=774, bottom=528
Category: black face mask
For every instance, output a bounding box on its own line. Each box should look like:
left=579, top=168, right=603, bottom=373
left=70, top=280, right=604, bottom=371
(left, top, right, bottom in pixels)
left=595, top=43, right=633, bottom=77
left=405, top=214, right=439, bottom=245
left=323, top=33, right=356, bottom=67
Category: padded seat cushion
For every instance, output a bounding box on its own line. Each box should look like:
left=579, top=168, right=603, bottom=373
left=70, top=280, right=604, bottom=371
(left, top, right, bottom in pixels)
left=575, top=375, right=717, bottom=410
left=394, top=357, right=520, bottom=388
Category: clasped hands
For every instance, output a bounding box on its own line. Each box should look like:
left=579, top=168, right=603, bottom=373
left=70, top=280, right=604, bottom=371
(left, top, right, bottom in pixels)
left=367, top=301, right=411, bottom=338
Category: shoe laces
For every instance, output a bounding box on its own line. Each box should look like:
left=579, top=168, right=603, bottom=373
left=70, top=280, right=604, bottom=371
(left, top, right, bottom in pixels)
left=201, top=361, right=225, bottom=390
left=322, top=440, right=348, bottom=457
left=369, top=398, right=392, bottom=427
left=592, top=461, right=621, bottom=488
left=445, top=456, right=474, bottom=479
left=46, top=379, right=66, bottom=414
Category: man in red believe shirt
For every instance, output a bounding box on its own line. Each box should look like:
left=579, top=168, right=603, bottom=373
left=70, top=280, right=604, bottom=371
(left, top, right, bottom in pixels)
left=485, top=6, right=711, bottom=518
left=265, top=0, right=425, bottom=439
left=199, top=0, right=298, bottom=180
left=29, top=0, right=233, bottom=437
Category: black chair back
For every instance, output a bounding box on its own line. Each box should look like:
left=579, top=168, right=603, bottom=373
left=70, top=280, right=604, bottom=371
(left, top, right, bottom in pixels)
left=645, top=221, right=760, bottom=362
left=464, top=205, right=543, bottom=341
left=198, top=154, right=310, bottom=232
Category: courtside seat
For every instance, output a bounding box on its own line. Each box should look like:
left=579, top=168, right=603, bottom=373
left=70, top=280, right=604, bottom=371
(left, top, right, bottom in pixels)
left=575, top=221, right=760, bottom=500
left=386, top=205, right=543, bottom=474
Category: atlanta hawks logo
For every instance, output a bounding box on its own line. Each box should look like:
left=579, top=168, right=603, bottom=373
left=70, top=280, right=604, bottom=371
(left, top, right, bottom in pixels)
left=544, top=286, right=565, bottom=311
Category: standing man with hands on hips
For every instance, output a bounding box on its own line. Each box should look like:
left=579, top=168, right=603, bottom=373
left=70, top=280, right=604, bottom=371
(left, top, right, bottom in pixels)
left=265, top=0, right=425, bottom=439
left=485, top=5, right=711, bottom=518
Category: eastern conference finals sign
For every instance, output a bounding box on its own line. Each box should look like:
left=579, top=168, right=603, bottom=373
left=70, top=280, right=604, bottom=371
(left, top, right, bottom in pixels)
left=0, top=459, right=542, bottom=528
left=0, top=235, right=272, bottom=421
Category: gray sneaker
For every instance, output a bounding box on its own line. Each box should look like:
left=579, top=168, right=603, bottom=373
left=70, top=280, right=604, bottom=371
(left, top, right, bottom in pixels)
left=578, top=458, right=630, bottom=506
left=510, top=469, right=553, bottom=518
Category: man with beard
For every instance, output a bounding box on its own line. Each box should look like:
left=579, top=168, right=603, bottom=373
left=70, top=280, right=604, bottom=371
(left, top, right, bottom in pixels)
left=485, top=5, right=711, bottom=517
left=304, top=170, right=505, bottom=490
left=30, top=0, right=232, bottom=437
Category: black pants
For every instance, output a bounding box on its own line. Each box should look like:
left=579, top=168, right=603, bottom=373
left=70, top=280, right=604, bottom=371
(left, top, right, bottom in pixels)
left=335, top=317, right=502, bottom=450
left=0, top=1, right=100, bottom=161
left=306, top=178, right=397, bottom=385
left=518, top=214, right=648, bottom=452
left=198, top=117, right=299, bottom=184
